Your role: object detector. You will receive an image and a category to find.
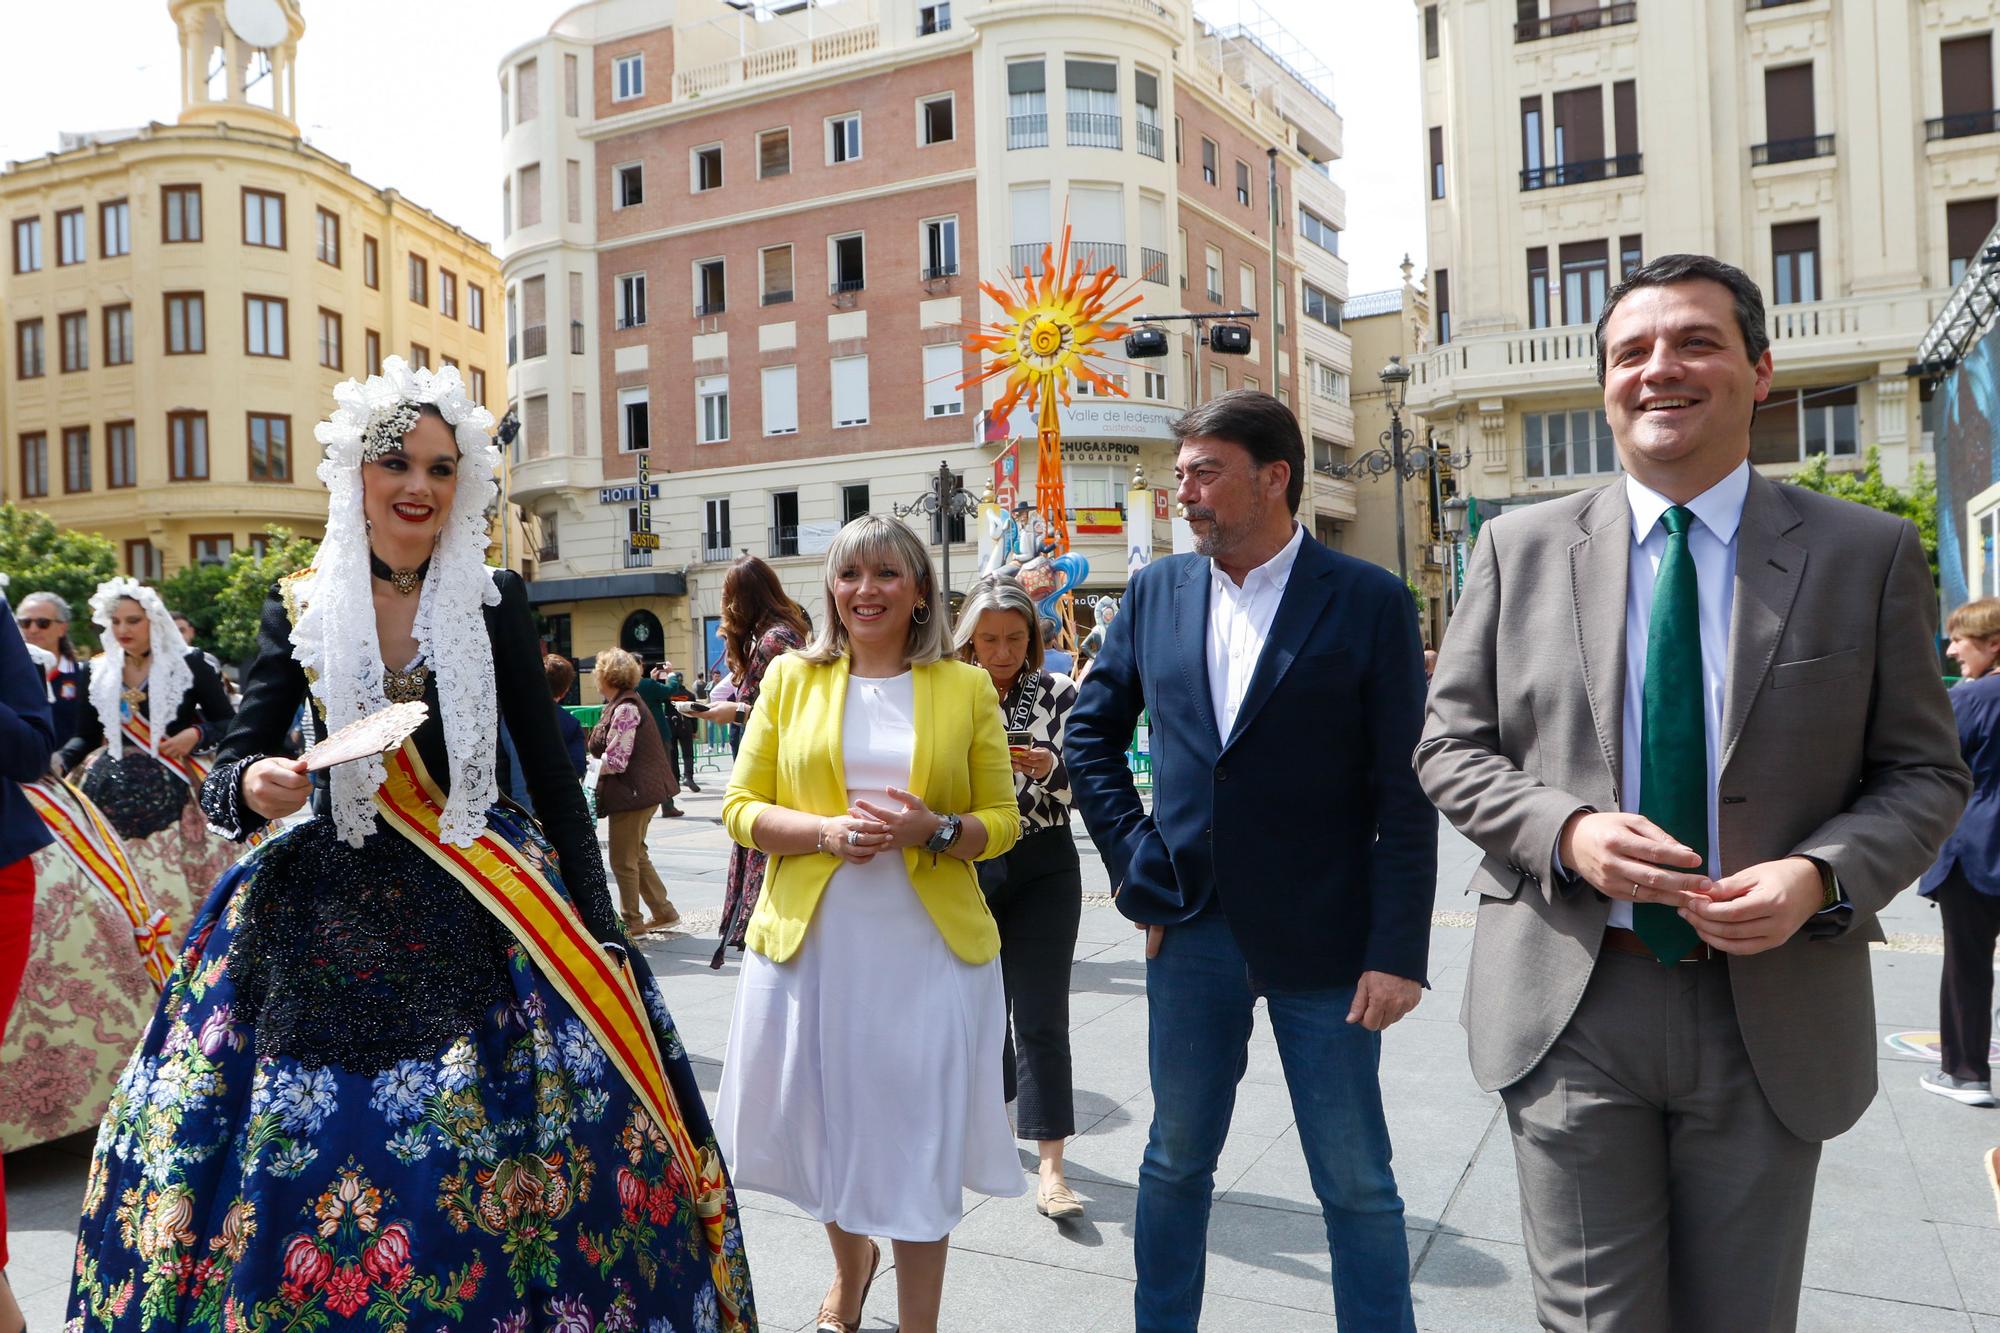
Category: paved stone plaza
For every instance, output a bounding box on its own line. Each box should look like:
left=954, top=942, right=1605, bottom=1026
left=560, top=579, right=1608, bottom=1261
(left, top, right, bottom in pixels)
left=7, top=785, right=1998, bottom=1330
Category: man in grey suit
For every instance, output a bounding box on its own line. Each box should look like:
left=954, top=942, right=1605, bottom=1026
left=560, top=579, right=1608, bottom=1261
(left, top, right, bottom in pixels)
left=1417, top=254, right=1971, bottom=1331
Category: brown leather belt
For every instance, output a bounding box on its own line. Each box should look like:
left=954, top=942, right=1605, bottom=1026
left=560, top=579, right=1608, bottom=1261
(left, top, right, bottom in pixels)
left=1602, top=926, right=1721, bottom=964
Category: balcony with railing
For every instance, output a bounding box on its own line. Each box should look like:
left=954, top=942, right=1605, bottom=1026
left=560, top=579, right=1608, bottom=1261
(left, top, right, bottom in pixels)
left=507, top=334, right=517, bottom=365
left=1139, top=246, right=1169, bottom=285
left=614, top=314, right=644, bottom=330
left=1066, top=111, right=1122, bottom=149
left=1515, top=2, right=1636, bottom=41
left=671, top=23, right=880, bottom=101
left=1927, top=109, right=2000, bottom=142
left=1071, top=240, right=1125, bottom=276
left=923, top=263, right=959, bottom=282
left=623, top=543, right=654, bottom=570
left=1205, top=286, right=1224, bottom=304
left=1747, top=0, right=1811, bottom=8
left=1137, top=120, right=1164, bottom=160
left=762, top=289, right=793, bottom=306
left=570, top=320, right=585, bottom=354
left=1405, top=289, right=1948, bottom=410
left=1520, top=154, right=1642, bottom=190
left=1010, top=242, right=1049, bottom=277
left=537, top=545, right=560, bottom=564
left=702, top=539, right=733, bottom=563
left=769, top=524, right=799, bottom=558
left=696, top=300, right=726, bottom=317
left=1751, top=134, right=1835, bottom=165
left=1007, top=114, right=1048, bottom=149
left=829, top=278, right=865, bottom=297
left=520, top=324, right=547, bottom=359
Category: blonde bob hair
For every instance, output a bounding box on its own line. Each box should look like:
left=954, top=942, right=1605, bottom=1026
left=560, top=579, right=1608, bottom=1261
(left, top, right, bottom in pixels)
left=952, top=576, right=1045, bottom=673
left=592, top=646, right=643, bottom=693
left=796, top=514, right=953, bottom=667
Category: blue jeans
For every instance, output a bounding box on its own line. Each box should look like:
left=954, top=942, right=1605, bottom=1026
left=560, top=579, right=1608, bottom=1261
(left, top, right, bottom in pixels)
left=1136, top=912, right=1415, bottom=1332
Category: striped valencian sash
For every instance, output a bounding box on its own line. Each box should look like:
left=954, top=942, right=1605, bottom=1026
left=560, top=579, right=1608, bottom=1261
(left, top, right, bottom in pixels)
left=120, top=714, right=212, bottom=791
left=371, top=740, right=747, bottom=1330
left=21, top=778, right=177, bottom=988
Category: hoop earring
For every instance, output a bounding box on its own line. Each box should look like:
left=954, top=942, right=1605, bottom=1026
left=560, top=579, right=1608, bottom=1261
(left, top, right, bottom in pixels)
left=913, top=599, right=931, bottom=625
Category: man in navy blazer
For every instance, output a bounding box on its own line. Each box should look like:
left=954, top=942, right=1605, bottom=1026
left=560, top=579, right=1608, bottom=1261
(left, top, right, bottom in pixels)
left=1067, top=390, right=1436, bottom=1332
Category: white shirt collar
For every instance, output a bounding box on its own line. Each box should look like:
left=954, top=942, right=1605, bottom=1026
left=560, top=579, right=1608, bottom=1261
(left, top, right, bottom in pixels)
left=1213, top=521, right=1306, bottom=592
left=1624, top=459, right=1751, bottom=546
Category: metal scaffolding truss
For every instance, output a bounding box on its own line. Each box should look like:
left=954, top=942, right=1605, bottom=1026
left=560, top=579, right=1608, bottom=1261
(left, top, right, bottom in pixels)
left=1193, top=0, right=1337, bottom=116
left=1917, top=219, right=2000, bottom=375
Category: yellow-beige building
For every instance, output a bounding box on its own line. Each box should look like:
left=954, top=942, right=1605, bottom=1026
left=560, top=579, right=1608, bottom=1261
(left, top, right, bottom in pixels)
left=1, top=0, right=506, bottom=577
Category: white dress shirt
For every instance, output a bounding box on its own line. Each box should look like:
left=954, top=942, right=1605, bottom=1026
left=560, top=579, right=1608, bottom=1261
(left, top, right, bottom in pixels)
left=1606, top=461, right=1749, bottom=928
left=1207, top=522, right=1306, bottom=740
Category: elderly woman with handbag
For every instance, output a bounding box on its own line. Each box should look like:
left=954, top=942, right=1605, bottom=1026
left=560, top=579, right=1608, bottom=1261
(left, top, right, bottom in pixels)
left=590, top=647, right=681, bottom=933
left=718, top=515, right=1023, bottom=1333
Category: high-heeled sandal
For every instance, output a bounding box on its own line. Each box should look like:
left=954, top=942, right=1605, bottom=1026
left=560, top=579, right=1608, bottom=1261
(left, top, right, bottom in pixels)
left=814, top=1238, right=881, bottom=1333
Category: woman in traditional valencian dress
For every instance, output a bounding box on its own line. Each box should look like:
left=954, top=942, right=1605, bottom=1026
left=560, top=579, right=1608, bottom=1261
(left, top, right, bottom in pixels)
left=67, top=359, right=755, bottom=1333
left=0, top=762, right=176, bottom=1154
left=54, top=581, right=236, bottom=940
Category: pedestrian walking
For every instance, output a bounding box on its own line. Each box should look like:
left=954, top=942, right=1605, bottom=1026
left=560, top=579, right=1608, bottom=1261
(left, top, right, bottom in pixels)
left=0, top=586, right=57, bottom=1333
left=1916, top=597, right=2000, bottom=1107
left=1066, top=389, right=1436, bottom=1333
left=546, top=653, right=590, bottom=779
left=716, top=515, right=1023, bottom=1333
left=590, top=647, right=682, bottom=932
left=14, top=590, right=83, bottom=750
left=955, top=574, right=1087, bottom=1220
left=702, top=555, right=810, bottom=967
left=1417, top=254, right=1970, bottom=1331
left=662, top=664, right=701, bottom=792
left=55, top=578, right=236, bottom=938
left=64, top=358, right=753, bottom=1332
left=635, top=658, right=686, bottom=817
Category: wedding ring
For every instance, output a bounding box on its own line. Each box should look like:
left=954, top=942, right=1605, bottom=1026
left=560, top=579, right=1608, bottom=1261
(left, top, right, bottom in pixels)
left=847, top=830, right=859, bottom=846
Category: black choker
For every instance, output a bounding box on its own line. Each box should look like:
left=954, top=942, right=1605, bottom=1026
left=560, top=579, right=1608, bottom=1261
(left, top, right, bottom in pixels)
left=369, top=552, right=431, bottom=596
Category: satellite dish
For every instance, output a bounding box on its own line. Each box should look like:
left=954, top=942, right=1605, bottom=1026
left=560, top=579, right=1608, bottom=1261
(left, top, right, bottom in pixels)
left=224, top=0, right=289, bottom=49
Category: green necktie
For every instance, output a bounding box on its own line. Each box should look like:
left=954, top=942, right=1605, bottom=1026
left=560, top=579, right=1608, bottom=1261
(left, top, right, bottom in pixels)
left=1634, top=505, right=1706, bottom=963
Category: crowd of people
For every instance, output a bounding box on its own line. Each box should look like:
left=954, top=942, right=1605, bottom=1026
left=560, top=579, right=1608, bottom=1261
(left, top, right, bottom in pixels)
left=2, top=252, right=1998, bottom=1333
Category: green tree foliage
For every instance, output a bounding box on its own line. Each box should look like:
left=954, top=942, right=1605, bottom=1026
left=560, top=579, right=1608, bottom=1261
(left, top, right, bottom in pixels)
left=1788, top=447, right=1938, bottom=573
left=0, top=504, right=120, bottom=650
left=160, top=528, right=319, bottom=667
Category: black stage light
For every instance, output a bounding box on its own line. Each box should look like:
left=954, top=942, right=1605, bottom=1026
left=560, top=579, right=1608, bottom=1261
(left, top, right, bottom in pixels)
left=1124, top=326, right=1170, bottom=358
left=1209, top=323, right=1252, bottom=354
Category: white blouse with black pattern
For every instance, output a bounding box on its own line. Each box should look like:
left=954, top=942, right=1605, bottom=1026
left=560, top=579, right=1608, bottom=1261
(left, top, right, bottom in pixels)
left=998, top=669, right=1078, bottom=833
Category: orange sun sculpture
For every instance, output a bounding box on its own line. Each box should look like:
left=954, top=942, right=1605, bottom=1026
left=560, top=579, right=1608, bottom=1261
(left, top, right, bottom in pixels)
left=962, top=219, right=1145, bottom=557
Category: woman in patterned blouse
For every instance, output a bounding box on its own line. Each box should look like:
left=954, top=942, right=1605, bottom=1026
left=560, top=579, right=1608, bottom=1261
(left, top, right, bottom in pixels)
left=954, top=575, right=1086, bottom=1220
left=703, top=555, right=810, bottom=968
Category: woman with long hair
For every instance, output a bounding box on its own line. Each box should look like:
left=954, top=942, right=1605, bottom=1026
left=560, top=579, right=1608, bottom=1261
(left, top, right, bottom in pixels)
left=718, top=516, right=1022, bottom=1333
left=954, top=576, right=1086, bottom=1219
left=66, top=359, right=755, bottom=1333
left=54, top=578, right=236, bottom=937
left=701, top=555, right=809, bottom=968
left=15, top=590, right=84, bottom=750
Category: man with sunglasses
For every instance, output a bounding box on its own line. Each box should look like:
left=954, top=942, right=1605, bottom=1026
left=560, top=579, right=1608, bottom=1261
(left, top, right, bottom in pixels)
left=16, top=591, right=82, bottom=750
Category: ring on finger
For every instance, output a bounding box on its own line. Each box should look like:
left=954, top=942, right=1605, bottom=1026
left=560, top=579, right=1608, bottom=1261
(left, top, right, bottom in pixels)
left=846, top=830, right=858, bottom=846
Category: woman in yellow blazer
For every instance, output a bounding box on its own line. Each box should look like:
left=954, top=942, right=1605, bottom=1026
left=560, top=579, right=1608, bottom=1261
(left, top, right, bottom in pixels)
left=718, top=515, right=1022, bottom=1333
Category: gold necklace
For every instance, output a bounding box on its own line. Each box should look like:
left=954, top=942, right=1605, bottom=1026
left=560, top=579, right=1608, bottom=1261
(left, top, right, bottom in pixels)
left=383, top=661, right=431, bottom=703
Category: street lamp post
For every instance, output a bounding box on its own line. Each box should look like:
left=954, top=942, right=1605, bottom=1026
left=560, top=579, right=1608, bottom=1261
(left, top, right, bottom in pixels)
left=1331, top=356, right=1471, bottom=589
left=893, top=459, right=981, bottom=607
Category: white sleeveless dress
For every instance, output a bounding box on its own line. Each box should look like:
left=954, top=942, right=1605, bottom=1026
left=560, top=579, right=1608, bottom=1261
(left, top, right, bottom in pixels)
left=715, top=670, right=1025, bottom=1240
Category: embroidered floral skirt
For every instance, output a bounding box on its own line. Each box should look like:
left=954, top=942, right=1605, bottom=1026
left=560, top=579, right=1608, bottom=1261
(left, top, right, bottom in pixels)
left=67, top=812, right=757, bottom=1333
left=77, top=754, right=234, bottom=952
left=0, top=838, right=161, bottom=1152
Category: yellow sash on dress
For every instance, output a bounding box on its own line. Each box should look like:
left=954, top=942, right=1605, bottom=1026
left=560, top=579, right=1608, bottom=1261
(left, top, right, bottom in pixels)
left=21, top=778, right=176, bottom=988
left=120, top=714, right=212, bottom=791
left=371, top=740, right=746, bottom=1330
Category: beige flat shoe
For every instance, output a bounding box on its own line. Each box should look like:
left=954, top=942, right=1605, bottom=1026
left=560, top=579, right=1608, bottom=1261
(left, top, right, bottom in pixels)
left=1037, top=1175, right=1085, bottom=1219
left=1985, top=1146, right=2000, bottom=1225
left=815, top=1238, right=881, bottom=1333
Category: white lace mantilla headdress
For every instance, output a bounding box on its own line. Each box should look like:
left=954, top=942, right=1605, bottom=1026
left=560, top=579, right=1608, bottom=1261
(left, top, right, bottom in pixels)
left=301, top=356, right=500, bottom=848
left=88, top=578, right=192, bottom=759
